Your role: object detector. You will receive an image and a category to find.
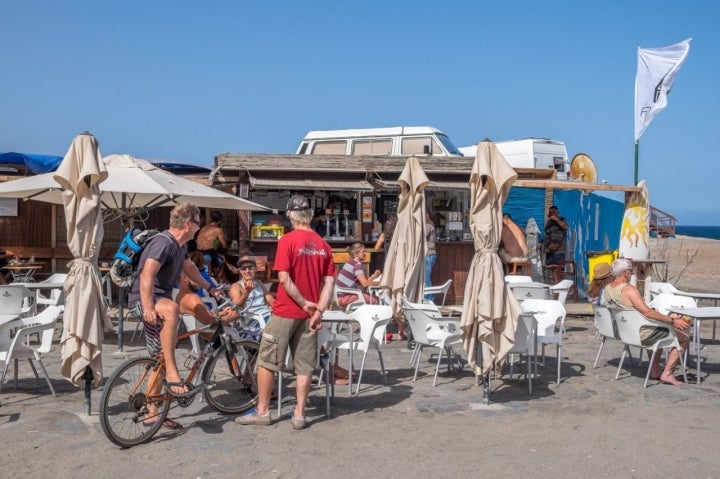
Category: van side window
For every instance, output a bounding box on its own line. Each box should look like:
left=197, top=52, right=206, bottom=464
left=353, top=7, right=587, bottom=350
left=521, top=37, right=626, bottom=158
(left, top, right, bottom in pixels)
left=311, top=140, right=347, bottom=155
left=352, top=139, right=392, bottom=155
left=401, top=136, right=440, bottom=155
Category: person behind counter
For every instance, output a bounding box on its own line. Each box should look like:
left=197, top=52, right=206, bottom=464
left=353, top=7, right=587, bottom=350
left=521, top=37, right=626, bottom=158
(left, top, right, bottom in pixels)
left=311, top=208, right=329, bottom=236
left=373, top=214, right=397, bottom=250
left=196, top=211, right=239, bottom=283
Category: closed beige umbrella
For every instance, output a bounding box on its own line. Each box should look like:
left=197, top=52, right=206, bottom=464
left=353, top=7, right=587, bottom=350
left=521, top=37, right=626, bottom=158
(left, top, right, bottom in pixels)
left=380, top=156, right=429, bottom=314
left=460, top=141, right=522, bottom=388
left=56, top=133, right=108, bottom=400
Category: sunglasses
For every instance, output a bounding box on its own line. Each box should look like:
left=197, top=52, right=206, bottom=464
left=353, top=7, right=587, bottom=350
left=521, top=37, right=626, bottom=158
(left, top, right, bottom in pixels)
left=189, top=217, right=201, bottom=226
left=239, top=265, right=256, bottom=271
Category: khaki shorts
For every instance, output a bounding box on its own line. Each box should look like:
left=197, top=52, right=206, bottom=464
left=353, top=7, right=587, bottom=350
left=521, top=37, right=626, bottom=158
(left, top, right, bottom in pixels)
left=257, top=314, right=317, bottom=376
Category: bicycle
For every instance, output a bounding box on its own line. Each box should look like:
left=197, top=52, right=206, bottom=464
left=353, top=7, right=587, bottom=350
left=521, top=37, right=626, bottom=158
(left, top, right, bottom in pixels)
left=99, top=296, right=262, bottom=447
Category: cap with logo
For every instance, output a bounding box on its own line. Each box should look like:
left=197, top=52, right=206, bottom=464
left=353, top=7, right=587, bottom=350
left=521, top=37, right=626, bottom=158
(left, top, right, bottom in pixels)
left=286, top=194, right=311, bottom=211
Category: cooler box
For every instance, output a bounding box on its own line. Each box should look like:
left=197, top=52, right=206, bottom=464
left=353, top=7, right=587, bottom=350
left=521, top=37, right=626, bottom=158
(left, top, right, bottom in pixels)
left=586, top=250, right=618, bottom=282
left=250, top=225, right=284, bottom=239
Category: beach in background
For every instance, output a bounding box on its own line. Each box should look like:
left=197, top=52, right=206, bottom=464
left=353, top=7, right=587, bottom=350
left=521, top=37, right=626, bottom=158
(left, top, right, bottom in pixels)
left=651, top=234, right=720, bottom=294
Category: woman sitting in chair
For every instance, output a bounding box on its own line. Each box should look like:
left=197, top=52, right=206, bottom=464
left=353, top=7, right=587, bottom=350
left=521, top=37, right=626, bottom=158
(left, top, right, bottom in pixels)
left=336, top=243, right=381, bottom=309
left=229, top=256, right=274, bottom=328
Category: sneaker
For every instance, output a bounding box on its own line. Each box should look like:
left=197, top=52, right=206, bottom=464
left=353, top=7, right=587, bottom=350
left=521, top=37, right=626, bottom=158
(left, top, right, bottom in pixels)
left=235, top=410, right=272, bottom=426
left=291, top=414, right=307, bottom=430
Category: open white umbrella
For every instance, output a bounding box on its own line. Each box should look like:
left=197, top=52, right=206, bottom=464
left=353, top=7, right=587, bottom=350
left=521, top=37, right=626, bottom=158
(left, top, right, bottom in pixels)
left=460, top=141, right=522, bottom=402
left=0, top=152, right=274, bottom=351
left=55, top=132, right=108, bottom=414
left=380, top=156, right=428, bottom=314
left=0, top=153, right=273, bottom=221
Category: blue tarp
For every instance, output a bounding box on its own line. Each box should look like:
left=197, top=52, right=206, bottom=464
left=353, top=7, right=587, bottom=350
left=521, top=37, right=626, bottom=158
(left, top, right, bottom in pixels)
left=0, top=152, right=63, bottom=174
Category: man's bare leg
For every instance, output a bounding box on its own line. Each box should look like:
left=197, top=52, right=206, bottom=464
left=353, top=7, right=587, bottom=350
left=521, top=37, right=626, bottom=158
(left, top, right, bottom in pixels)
left=155, top=298, right=186, bottom=395
left=294, top=374, right=312, bottom=419
left=660, top=348, right=683, bottom=385
left=254, top=366, right=275, bottom=415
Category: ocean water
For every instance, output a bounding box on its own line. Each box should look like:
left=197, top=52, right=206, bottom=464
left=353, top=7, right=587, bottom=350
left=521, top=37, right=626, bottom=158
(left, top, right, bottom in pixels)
left=674, top=225, right=720, bottom=240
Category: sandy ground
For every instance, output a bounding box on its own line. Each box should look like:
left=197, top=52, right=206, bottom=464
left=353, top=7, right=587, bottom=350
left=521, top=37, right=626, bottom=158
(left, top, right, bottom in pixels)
left=1, top=236, right=720, bottom=479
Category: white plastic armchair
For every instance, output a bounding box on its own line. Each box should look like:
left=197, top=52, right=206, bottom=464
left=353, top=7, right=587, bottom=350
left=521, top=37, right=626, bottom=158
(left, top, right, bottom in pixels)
left=0, top=305, right=63, bottom=397
left=35, top=273, right=67, bottom=309
left=333, top=284, right=368, bottom=313
left=402, top=297, right=463, bottom=387
left=505, top=275, right=532, bottom=283
left=649, top=292, right=697, bottom=314
left=550, top=279, right=574, bottom=305
left=521, top=299, right=566, bottom=384
left=325, top=305, right=392, bottom=394
left=592, top=305, right=633, bottom=369
left=647, top=282, right=680, bottom=301
left=423, top=279, right=453, bottom=307
left=0, top=284, right=32, bottom=317
left=506, top=311, right=536, bottom=393
left=613, top=308, right=687, bottom=387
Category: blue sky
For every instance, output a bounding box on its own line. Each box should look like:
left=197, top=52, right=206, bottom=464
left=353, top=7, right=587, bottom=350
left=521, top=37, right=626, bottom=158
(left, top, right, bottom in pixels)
left=2, top=1, right=717, bottom=224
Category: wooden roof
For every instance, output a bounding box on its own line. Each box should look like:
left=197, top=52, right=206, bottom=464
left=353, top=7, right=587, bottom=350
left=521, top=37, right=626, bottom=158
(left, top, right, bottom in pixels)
left=213, top=153, right=640, bottom=193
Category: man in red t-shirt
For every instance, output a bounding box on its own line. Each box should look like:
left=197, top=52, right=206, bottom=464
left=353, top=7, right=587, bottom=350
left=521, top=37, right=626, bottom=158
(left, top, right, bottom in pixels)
left=236, top=195, right=335, bottom=430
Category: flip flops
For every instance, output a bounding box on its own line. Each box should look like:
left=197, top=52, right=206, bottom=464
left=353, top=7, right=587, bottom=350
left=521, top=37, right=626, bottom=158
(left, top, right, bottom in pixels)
left=163, top=380, right=197, bottom=399
left=143, top=417, right=183, bottom=430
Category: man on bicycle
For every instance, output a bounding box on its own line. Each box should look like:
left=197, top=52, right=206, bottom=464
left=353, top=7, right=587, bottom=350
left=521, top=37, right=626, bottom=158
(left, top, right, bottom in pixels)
left=128, top=202, right=223, bottom=428
left=236, top=194, right=335, bottom=430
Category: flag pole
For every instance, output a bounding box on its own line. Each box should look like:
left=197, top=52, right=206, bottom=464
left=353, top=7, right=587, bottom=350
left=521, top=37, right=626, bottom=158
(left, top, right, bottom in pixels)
left=634, top=141, right=639, bottom=185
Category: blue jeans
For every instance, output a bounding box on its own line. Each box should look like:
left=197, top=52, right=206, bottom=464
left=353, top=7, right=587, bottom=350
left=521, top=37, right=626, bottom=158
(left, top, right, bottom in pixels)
left=424, top=253, right=437, bottom=301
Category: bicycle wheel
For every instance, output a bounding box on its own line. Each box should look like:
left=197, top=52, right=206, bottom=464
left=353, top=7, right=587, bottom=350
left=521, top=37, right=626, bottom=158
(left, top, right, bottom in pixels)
left=202, top=340, right=259, bottom=414
left=99, top=356, right=170, bottom=447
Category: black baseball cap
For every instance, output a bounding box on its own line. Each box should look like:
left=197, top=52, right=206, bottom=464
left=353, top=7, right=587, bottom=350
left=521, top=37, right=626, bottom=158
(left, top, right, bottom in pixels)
left=237, top=256, right=257, bottom=268
left=286, top=194, right=311, bottom=211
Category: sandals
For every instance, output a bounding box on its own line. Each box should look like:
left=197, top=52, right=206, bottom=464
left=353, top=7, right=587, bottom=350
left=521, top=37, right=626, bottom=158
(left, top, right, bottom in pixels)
left=143, top=417, right=183, bottom=430
left=163, top=380, right=197, bottom=399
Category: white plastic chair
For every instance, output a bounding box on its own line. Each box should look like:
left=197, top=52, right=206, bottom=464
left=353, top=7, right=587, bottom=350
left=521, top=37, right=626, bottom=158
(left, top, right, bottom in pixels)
left=509, top=284, right=553, bottom=301
left=506, top=311, right=535, bottom=393
left=0, top=305, right=63, bottom=397
left=550, top=279, right=574, bottom=305
left=613, top=308, right=687, bottom=387
left=324, top=305, right=391, bottom=394
left=649, top=292, right=697, bottom=314
left=521, top=299, right=566, bottom=384
left=333, top=284, right=368, bottom=313
left=592, top=305, right=634, bottom=369
left=423, top=279, right=452, bottom=307
left=0, top=284, right=32, bottom=317
left=505, top=275, right=532, bottom=283
left=35, top=273, right=67, bottom=309
left=402, top=297, right=463, bottom=387
left=647, top=282, right=679, bottom=301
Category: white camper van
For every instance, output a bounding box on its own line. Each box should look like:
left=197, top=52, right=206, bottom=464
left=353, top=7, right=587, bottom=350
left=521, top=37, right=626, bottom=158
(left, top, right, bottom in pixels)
left=459, top=138, right=569, bottom=180
left=296, top=126, right=463, bottom=157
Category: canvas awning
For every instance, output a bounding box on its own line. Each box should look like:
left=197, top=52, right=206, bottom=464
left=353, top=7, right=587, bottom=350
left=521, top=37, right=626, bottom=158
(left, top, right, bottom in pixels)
left=248, top=172, right=373, bottom=191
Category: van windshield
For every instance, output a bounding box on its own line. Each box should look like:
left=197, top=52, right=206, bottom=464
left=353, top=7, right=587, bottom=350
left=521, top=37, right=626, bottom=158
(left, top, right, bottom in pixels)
left=437, top=134, right=462, bottom=156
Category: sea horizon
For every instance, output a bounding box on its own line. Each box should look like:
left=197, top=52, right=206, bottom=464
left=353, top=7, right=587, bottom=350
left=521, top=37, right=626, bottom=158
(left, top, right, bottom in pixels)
left=674, top=225, right=720, bottom=241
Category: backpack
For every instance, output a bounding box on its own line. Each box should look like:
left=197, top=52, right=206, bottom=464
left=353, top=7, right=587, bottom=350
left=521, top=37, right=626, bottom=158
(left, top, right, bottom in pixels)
left=110, top=228, right=165, bottom=288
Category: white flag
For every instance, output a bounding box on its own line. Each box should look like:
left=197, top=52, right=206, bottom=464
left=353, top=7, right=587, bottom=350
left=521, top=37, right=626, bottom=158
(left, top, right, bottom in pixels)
left=634, top=38, right=691, bottom=142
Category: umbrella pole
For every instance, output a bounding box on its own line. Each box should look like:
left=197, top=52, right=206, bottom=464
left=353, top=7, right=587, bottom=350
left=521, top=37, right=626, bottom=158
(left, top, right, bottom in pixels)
left=117, top=286, right=125, bottom=352
left=83, top=366, right=93, bottom=415
left=477, top=341, right=490, bottom=405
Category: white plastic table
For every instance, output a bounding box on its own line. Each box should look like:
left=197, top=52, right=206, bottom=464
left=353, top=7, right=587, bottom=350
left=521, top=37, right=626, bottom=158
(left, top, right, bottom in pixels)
left=667, top=307, right=720, bottom=384
left=322, top=310, right=357, bottom=397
